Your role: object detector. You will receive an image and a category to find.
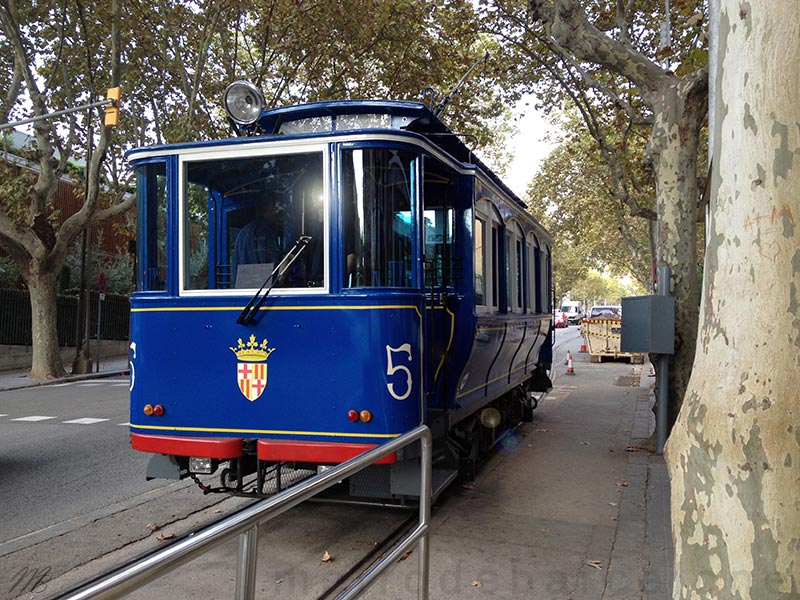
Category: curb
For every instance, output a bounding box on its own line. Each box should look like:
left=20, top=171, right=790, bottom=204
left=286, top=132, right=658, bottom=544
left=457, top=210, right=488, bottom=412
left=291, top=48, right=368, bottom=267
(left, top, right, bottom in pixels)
left=0, top=368, right=129, bottom=393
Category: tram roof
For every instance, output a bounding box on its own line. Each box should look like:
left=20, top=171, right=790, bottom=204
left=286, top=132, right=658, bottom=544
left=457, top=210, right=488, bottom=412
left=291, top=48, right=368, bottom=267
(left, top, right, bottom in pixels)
left=128, top=99, right=527, bottom=210
left=254, top=100, right=527, bottom=210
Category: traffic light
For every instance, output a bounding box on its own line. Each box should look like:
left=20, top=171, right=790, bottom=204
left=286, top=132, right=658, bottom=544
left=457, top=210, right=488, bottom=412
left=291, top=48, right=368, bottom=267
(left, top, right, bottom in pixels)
left=104, top=87, right=121, bottom=127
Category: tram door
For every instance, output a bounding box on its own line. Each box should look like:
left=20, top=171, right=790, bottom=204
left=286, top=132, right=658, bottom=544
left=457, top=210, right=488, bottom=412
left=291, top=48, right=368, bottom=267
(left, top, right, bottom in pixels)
left=422, top=156, right=461, bottom=407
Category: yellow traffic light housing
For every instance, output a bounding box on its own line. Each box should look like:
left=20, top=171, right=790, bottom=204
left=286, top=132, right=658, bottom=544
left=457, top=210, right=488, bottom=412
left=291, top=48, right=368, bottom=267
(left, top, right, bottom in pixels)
left=104, top=87, right=121, bottom=127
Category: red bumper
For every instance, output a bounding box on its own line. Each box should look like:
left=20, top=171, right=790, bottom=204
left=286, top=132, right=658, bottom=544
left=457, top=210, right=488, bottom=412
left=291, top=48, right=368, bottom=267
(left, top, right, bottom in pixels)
left=258, top=440, right=396, bottom=464
left=131, top=433, right=243, bottom=459
left=131, top=433, right=396, bottom=465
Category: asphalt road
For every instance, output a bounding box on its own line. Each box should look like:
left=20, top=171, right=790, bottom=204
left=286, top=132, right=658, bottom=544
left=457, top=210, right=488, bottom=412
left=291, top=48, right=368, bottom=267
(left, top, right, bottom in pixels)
left=0, top=378, right=163, bottom=544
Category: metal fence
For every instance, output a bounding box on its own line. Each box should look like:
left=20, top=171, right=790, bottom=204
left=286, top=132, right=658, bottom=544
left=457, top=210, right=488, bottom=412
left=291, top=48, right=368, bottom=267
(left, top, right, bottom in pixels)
left=0, top=289, right=129, bottom=345
left=58, top=425, right=432, bottom=600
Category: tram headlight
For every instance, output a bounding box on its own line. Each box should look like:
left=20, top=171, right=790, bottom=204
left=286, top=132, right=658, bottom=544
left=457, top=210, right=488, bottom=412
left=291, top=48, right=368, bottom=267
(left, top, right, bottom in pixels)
left=223, top=80, right=265, bottom=125
left=480, top=407, right=502, bottom=429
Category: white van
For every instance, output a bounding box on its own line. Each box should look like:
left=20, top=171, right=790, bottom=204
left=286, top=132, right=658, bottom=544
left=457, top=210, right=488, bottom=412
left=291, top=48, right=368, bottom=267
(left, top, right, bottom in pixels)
left=560, top=300, right=583, bottom=325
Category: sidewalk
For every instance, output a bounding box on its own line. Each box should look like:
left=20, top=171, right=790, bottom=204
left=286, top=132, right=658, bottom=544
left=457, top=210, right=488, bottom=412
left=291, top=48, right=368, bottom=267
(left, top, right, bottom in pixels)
left=0, top=355, right=129, bottom=392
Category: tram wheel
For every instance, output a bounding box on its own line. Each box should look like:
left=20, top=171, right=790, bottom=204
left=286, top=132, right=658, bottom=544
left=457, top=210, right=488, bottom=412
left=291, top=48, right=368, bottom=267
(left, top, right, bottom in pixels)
left=220, top=468, right=237, bottom=490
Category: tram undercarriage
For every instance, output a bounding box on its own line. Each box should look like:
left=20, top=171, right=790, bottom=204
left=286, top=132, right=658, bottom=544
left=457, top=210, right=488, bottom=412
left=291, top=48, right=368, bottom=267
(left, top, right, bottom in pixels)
left=146, top=372, right=550, bottom=502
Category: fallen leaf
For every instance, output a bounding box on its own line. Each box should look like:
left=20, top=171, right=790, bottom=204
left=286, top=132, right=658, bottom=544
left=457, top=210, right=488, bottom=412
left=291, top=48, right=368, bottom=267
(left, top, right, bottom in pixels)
left=616, top=479, right=630, bottom=487
left=213, top=509, right=223, bottom=514
left=471, top=580, right=482, bottom=587
left=156, top=532, right=175, bottom=541
left=322, top=550, right=332, bottom=563
left=146, top=523, right=160, bottom=532
left=398, top=550, right=414, bottom=562
left=608, top=502, right=618, bottom=507
left=625, top=445, right=640, bottom=452
left=580, top=441, right=591, bottom=445
left=586, top=560, right=603, bottom=570
left=461, top=482, right=476, bottom=491
left=275, top=579, right=283, bottom=584
left=534, top=428, right=549, bottom=432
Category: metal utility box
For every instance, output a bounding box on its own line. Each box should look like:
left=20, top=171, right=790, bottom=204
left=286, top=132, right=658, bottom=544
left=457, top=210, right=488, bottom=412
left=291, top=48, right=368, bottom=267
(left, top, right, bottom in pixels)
left=620, top=296, right=675, bottom=355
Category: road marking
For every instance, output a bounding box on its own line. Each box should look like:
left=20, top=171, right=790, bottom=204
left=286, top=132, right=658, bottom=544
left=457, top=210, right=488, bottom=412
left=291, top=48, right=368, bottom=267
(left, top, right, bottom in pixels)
left=77, top=383, right=105, bottom=387
left=11, top=415, right=57, bottom=422
left=0, top=414, right=7, bottom=418
left=111, top=383, right=128, bottom=387
left=118, top=422, right=130, bottom=426
left=62, top=418, right=111, bottom=425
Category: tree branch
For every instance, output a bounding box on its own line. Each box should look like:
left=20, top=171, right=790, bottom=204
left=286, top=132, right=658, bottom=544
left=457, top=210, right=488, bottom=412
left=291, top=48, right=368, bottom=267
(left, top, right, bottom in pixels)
left=530, top=0, right=671, bottom=103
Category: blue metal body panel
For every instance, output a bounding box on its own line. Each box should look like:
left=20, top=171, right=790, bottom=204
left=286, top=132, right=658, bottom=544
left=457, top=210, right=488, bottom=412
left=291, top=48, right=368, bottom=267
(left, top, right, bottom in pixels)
left=130, top=295, right=424, bottom=444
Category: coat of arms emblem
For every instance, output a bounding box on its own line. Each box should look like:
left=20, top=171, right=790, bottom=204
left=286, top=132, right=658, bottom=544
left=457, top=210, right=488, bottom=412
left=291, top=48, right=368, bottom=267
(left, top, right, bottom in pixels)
left=229, top=335, right=275, bottom=402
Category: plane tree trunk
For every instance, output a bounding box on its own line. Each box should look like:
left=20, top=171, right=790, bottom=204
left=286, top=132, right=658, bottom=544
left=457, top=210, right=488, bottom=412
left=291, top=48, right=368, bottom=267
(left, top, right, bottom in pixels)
left=665, top=1, right=800, bottom=596
left=648, top=73, right=707, bottom=429
left=27, top=263, right=66, bottom=379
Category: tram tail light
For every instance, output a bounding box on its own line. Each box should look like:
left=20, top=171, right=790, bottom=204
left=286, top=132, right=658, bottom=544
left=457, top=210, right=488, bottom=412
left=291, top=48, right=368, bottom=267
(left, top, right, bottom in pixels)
left=347, top=409, right=373, bottom=423
left=153, top=404, right=165, bottom=416
left=143, top=404, right=154, bottom=416
left=143, top=404, right=165, bottom=416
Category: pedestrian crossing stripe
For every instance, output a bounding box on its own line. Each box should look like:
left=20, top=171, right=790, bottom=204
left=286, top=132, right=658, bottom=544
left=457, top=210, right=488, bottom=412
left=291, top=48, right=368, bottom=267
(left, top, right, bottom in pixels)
left=3, top=415, right=121, bottom=424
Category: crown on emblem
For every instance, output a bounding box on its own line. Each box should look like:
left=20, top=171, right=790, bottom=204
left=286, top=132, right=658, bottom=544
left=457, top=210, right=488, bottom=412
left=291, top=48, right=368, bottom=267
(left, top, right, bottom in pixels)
left=229, top=334, right=275, bottom=362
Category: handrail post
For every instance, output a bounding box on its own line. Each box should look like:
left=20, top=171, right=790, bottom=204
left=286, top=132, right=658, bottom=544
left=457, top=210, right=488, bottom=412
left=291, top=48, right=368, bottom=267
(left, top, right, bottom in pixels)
left=418, top=431, right=432, bottom=600
left=235, top=525, right=258, bottom=600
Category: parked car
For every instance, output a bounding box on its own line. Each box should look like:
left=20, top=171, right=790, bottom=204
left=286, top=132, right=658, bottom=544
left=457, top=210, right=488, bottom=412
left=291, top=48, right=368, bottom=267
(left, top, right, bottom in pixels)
left=553, top=309, right=568, bottom=328
left=560, top=300, right=583, bottom=325
left=589, top=305, right=622, bottom=319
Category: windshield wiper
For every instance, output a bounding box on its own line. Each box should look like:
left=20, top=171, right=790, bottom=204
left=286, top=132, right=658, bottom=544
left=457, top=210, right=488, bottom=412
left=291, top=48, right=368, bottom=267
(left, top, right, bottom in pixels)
left=237, top=235, right=311, bottom=325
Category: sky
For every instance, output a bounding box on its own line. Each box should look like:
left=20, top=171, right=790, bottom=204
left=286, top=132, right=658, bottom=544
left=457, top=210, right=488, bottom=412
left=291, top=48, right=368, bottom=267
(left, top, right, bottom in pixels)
left=504, top=101, right=558, bottom=198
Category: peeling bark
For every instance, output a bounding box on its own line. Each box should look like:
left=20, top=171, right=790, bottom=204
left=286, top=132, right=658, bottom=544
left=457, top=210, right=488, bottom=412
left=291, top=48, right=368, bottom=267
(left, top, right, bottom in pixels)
left=666, top=1, right=800, bottom=597
left=649, top=72, right=708, bottom=428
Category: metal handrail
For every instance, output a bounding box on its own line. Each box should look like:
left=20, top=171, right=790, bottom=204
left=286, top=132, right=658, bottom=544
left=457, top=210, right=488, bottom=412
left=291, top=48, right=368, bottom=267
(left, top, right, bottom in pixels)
left=59, top=425, right=432, bottom=600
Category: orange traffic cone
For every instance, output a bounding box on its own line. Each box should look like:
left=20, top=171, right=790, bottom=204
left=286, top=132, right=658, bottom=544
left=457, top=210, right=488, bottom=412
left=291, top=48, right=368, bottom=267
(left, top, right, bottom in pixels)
left=579, top=338, right=587, bottom=353
left=565, top=351, right=575, bottom=375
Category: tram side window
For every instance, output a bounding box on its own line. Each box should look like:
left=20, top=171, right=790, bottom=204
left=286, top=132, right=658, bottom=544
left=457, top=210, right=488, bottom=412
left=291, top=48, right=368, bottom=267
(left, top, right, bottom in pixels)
left=529, top=234, right=542, bottom=313
left=136, top=162, right=167, bottom=291
left=342, top=148, right=415, bottom=288
left=506, top=230, right=513, bottom=311
left=516, top=237, right=524, bottom=311
left=491, top=225, right=500, bottom=308
left=474, top=217, right=486, bottom=305
left=423, top=156, right=457, bottom=288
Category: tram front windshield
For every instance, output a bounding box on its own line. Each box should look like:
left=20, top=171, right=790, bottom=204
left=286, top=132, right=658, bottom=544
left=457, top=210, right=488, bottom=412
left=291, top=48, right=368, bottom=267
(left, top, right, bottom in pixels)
left=182, top=151, right=325, bottom=291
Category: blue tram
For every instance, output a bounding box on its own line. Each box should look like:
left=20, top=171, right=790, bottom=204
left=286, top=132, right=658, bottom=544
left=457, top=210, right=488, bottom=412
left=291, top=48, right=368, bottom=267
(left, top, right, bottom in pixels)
left=128, top=81, right=553, bottom=499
